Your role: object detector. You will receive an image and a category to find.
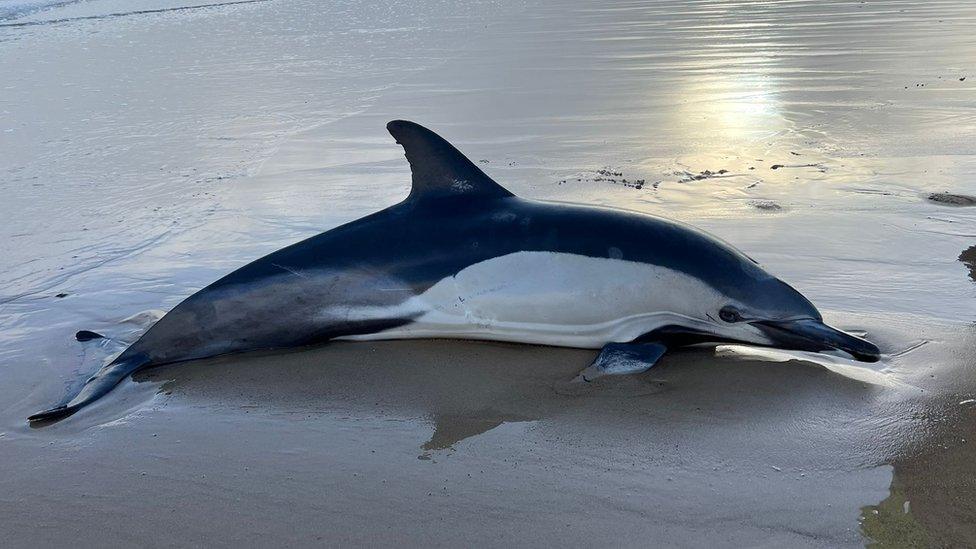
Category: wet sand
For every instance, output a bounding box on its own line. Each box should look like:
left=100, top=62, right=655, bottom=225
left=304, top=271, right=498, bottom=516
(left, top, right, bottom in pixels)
left=2, top=316, right=974, bottom=547
left=2, top=0, right=976, bottom=546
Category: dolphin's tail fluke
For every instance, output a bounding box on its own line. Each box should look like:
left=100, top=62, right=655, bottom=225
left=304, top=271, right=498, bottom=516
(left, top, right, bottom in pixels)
left=27, top=403, right=78, bottom=422
left=28, top=354, right=150, bottom=424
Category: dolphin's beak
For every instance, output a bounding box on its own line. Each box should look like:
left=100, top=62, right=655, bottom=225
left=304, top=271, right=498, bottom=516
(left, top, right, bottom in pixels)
left=751, top=319, right=881, bottom=362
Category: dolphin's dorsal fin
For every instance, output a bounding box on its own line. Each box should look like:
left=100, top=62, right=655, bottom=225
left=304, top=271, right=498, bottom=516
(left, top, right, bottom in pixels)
left=387, top=120, right=513, bottom=201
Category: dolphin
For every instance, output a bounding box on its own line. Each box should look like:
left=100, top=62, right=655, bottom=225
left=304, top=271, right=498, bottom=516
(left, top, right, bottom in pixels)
left=29, top=120, right=881, bottom=422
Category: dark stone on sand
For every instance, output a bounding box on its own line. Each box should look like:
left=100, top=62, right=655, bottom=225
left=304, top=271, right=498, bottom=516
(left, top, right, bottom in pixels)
left=770, top=164, right=784, bottom=170
left=55, top=293, right=68, bottom=298
left=960, top=246, right=976, bottom=283
left=927, top=193, right=976, bottom=207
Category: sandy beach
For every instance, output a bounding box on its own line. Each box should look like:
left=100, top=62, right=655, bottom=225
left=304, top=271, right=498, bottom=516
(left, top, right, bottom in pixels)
left=2, top=0, right=975, bottom=546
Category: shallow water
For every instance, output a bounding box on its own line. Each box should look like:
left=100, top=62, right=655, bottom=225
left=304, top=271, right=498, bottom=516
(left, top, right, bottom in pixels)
left=1, top=0, right=975, bottom=546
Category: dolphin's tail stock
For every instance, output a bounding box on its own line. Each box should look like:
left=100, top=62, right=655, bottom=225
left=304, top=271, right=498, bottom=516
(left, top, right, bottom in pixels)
left=28, top=353, right=150, bottom=424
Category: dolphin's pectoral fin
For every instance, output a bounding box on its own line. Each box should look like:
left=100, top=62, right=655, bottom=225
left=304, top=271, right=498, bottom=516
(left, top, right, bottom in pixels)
left=573, top=342, right=667, bottom=383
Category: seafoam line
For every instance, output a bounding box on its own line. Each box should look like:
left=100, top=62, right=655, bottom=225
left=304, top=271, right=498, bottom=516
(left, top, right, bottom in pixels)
left=0, top=0, right=269, bottom=28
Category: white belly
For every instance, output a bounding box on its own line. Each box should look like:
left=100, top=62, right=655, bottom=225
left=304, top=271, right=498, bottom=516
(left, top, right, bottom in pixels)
left=335, top=251, right=725, bottom=348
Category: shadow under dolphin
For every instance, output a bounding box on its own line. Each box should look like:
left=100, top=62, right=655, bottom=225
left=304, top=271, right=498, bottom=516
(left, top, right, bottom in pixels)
left=119, top=338, right=884, bottom=456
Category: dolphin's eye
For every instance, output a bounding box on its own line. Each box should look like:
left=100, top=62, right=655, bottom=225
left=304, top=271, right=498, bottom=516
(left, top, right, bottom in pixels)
left=719, top=306, right=743, bottom=323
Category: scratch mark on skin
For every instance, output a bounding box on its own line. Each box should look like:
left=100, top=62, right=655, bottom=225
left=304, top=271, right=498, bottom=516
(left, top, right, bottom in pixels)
left=271, top=263, right=308, bottom=279
left=452, top=179, right=474, bottom=192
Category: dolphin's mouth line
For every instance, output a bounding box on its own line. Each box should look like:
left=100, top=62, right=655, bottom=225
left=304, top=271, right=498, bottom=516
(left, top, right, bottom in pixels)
left=750, top=319, right=881, bottom=363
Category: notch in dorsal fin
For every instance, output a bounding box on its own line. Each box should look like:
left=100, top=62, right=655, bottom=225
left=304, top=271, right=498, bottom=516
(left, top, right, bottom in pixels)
left=387, top=120, right=514, bottom=201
